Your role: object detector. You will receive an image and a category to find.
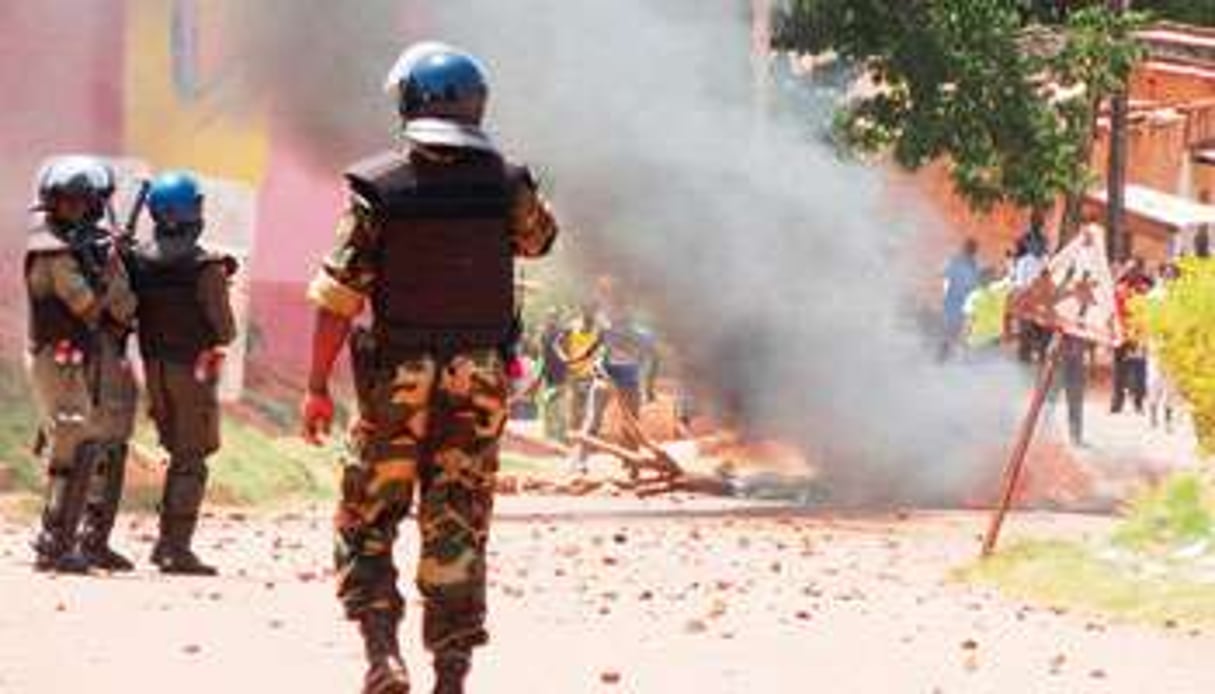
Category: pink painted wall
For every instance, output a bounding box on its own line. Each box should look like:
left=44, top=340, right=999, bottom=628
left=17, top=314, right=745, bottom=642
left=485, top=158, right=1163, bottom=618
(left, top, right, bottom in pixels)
left=0, top=1, right=126, bottom=351
left=245, top=119, right=347, bottom=370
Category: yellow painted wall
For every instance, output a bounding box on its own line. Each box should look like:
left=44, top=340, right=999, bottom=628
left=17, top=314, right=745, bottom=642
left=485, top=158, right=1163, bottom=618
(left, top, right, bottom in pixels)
left=123, top=0, right=267, bottom=183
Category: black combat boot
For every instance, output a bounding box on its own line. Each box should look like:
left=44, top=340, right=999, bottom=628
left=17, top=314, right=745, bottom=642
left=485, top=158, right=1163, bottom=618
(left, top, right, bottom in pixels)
left=151, top=461, right=217, bottom=576
left=360, top=612, right=410, bottom=694
left=81, top=443, right=134, bottom=572
left=32, top=455, right=94, bottom=574
left=432, top=651, right=471, bottom=694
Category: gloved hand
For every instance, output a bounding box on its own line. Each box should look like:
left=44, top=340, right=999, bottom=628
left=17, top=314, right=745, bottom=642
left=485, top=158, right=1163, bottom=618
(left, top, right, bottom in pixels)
left=301, top=390, right=335, bottom=446
left=506, top=355, right=526, bottom=381
left=193, top=348, right=227, bottom=383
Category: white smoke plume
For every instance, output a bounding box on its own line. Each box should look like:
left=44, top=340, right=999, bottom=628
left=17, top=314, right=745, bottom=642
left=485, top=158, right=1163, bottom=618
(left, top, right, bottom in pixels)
left=215, top=1, right=1030, bottom=503
left=215, top=0, right=407, bottom=166
left=423, top=1, right=1026, bottom=503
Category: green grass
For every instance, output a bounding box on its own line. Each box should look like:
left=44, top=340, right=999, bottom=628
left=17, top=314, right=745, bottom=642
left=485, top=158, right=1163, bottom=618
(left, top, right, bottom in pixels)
left=1114, top=471, right=1215, bottom=552
left=961, top=473, right=1215, bottom=627
left=195, top=418, right=336, bottom=506
left=127, top=418, right=338, bottom=509
left=2, top=355, right=561, bottom=511
left=0, top=363, right=42, bottom=494
left=0, top=357, right=338, bottom=507
left=960, top=539, right=1215, bottom=627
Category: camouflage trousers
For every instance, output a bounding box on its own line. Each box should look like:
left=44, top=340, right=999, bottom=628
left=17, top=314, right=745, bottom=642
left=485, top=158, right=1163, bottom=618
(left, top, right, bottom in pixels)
left=335, top=348, right=508, bottom=655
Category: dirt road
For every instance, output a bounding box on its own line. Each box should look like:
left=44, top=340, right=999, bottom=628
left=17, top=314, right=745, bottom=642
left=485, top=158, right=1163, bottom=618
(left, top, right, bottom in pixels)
left=1, top=497, right=1212, bottom=693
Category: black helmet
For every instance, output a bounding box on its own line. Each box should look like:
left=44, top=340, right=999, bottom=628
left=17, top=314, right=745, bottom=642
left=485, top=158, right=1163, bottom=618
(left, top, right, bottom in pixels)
left=34, top=155, right=115, bottom=223
left=383, top=42, right=495, bottom=152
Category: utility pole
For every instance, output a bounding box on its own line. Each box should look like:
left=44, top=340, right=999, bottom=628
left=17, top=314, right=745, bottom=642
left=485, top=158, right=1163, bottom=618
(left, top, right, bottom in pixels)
left=1106, top=0, right=1131, bottom=263
left=751, top=0, right=774, bottom=120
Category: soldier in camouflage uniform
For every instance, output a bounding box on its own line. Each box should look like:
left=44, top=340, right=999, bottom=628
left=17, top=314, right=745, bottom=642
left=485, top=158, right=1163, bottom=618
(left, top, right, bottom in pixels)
left=25, top=156, right=138, bottom=573
left=129, top=171, right=237, bottom=575
left=301, top=43, right=558, bottom=694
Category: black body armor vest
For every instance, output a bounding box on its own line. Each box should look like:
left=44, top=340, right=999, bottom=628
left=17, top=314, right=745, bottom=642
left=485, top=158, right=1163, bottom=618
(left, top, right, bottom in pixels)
left=129, top=246, right=223, bottom=363
left=345, top=149, right=520, bottom=359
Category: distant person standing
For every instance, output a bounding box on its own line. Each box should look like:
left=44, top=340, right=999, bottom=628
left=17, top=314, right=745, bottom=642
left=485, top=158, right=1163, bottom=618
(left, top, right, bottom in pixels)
left=1058, top=335, right=1090, bottom=446
left=1020, top=207, right=1050, bottom=258
left=1111, top=257, right=1152, bottom=414
left=568, top=309, right=660, bottom=466
left=1195, top=194, right=1211, bottom=258
left=600, top=311, right=658, bottom=418
left=940, top=238, right=981, bottom=361
left=24, top=156, right=136, bottom=573
left=537, top=308, right=568, bottom=440
left=554, top=304, right=604, bottom=470
left=129, top=171, right=237, bottom=575
left=1012, top=237, right=1050, bottom=364
left=963, top=266, right=1012, bottom=358
left=1146, top=263, right=1180, bottom=431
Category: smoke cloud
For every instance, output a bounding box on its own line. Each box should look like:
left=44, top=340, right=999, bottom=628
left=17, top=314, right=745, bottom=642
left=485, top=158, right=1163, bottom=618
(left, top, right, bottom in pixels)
left=215, top=0, right=408, bottom=166
left=98, top=0, right=1026, bottom=503
left=423, top=0, right=1026, bottom=503
left=226, top=0, right=1026, bottom=503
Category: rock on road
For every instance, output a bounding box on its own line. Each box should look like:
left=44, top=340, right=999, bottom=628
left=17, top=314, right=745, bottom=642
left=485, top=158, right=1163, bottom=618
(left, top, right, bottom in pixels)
left=1, top=496, right=1213, bottom=693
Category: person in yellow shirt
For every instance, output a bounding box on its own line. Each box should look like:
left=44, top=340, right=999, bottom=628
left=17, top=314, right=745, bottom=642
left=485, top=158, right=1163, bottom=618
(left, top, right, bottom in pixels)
left=554, top=304, right=604, bottom=470
left=963, top=267, right=1011, bottom=357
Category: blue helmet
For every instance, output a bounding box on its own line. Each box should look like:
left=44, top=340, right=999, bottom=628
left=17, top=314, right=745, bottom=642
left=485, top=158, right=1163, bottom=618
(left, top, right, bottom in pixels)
left=34, top=155, right=115, bottom=220
left=383, top=42, right=495, bottom=152
left=147, top=171, right=204, bottom=227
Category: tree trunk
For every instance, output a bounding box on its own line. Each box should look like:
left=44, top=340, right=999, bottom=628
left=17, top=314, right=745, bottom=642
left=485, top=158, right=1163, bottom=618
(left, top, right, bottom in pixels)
left=1059, top=93, right=1105, bottom=248
left=1106, top=0, right=1132, bottom=263
left=1107, top=90, right=1130, bottom=262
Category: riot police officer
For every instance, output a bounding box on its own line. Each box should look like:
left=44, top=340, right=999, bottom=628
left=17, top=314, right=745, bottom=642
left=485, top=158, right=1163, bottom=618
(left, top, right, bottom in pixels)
left=128, top=171, right=237, bottom=575
left=301, top=43, right=559, bottom=694
left=25, top=155, right=137, bottom=573
left=79, top=201, right=141, bottom=573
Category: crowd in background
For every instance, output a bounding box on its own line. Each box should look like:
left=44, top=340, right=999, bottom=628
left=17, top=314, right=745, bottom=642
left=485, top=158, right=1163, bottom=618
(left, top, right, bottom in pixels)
left=939, top=216, right=1199, bottom=447
left=509, top=287, right=661, bottom=473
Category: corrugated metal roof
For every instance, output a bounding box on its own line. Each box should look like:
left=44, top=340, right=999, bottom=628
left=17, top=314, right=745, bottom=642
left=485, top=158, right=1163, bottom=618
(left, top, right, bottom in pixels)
left=1087, top=183, right=1215, bottom=229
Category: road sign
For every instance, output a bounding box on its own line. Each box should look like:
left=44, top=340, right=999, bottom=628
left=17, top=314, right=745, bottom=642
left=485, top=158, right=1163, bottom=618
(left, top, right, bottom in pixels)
left=1009, top=224, right=1122, bottom=347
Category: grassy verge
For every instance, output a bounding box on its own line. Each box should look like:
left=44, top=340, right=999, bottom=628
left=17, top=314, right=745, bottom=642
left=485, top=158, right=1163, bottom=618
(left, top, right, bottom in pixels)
left=960, top=539, right=1215, bottom=627
left=0, top=357, right=339, bottom=508
left=0, top=363, right=41, bottom=494
left=962, top=472, right=1215, bottom=627
left=123, top=417, right=338, bottom=510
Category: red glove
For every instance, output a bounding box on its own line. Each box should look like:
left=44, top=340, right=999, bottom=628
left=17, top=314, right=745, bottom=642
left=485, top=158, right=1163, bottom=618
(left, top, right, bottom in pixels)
left=507, top=355, right=526, bottom=381
left=301, top=390, right=335, bottom=446
left=193, top=348, right=227, bottom=383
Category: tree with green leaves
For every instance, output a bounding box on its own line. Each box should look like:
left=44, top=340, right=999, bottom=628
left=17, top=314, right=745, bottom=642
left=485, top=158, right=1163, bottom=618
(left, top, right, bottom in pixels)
left=774, top=0, right=1145, bottom=244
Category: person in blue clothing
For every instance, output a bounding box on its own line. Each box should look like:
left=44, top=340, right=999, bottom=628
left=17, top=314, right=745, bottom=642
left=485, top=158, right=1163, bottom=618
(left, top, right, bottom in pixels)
left=939, top=237, right=981, bottom=362
left=600, top=311, right=659, bottom=419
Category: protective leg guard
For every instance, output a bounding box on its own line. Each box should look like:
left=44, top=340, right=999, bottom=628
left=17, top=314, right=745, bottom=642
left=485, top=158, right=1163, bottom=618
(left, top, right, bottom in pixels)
left=32, top=445, right=97, bottom=574
left=81, top=442, right=134, bottom=571
left=432, top=651, right=471, bottom=694
left=151, top=458, right=216, bottom=575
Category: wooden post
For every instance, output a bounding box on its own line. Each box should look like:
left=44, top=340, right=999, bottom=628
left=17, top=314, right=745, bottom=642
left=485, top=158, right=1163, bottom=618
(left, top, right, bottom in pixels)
left=981, top=333, right=1065, bottom=557
left=1106, top=0, right=1132, bottom=263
